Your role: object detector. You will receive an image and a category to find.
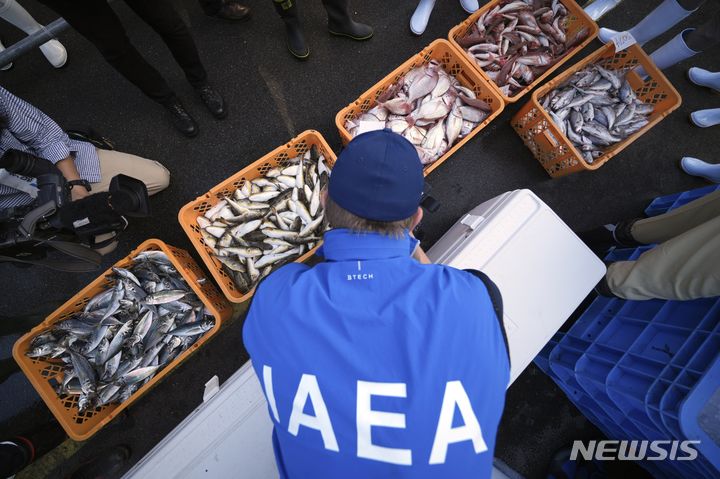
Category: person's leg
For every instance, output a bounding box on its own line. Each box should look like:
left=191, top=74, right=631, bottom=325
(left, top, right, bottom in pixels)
left=681, top=157, right=720, bottom=183
left=0, top=0, right=66, bottom=67
left=199, top=0, right=251, bottom=21
left=643, top=12, right=720, bottom=75
left=598, top=0, right=703, bottom=45
left=272, top=0, right=309, bottom=59
left=605, top=215, right=720, bottom=300
left=410, top=0, right=436, bottom=36
left=123, top=0, right=207, bottom=88
left=579, top=189, right=720, bottom=251
left=630, top=189, right=720, bottom=244
left=91, top=148, right=170, bottom=196
left=690, top=107, right=720, bottom=127
left=688, top=66, right=720, bottom=92
left=38, top=0, right=174, bottom=103
left=124, top=0, right=226, bottom=119
left=458, top=0, right=478, bottom=14
left=321, top=0, right=373, bottom=41
left=38, top=0, right=199, bottom=136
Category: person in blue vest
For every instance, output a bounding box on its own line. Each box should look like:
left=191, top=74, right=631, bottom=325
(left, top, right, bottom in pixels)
left=243, top=129, right=510, bottom=479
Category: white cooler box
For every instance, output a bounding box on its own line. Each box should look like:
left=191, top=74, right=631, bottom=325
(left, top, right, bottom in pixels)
left=427, top=189, right=606, bottom=384
left=124, top=189, right=604, bottom=478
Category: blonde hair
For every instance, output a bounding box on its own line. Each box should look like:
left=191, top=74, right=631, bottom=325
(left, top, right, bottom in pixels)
left=324, top=196, right=415, bottom=237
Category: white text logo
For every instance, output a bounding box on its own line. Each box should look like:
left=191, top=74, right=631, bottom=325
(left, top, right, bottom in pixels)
left=570, top=440, right=700, bottom=461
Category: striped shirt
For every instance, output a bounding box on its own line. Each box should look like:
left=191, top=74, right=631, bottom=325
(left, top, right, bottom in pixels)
left=0, top=86, right=100, bottom=209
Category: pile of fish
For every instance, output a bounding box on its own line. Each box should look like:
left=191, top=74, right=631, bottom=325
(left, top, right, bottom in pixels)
left=26, top=251, right=216, bottom=412
left=540, top=63, right=654, bottom=164
left=198, top=147, right=330, bottom=294
left=344, top=61, right=491, bottom=165
left=457, top=0, right=590, bottom=97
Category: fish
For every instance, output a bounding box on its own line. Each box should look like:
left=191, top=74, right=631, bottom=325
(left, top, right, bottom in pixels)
left=458, top=0, right=586, bottom=97
left=345, top=64, right=486, bottom=166
left=168, top=319, right=215, bottom=338
left=197, top=151, right=330, bottom=294
left=25, top=250, right=216, bottom=412
left=540, top=62, right=654, bottom=163
left=143, top=290, right=188, bottom=305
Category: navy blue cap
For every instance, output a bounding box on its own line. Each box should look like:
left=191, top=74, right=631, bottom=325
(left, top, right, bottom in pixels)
left=329, top=130, right=424, bottom=222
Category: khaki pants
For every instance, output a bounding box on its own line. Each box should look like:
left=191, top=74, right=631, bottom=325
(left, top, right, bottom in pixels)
left=607, top=190, right=720, bottom=300
left=91, top=148, right=170, bottom=254
left=93, top=148, right=170, bottom=195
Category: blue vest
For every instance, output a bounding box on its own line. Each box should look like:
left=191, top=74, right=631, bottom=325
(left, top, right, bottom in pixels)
left=243, top=229, right=509, bottom=479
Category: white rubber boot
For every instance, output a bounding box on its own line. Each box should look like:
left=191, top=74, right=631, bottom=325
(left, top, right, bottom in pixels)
left=681, top=157, right=720, bottom=183
left=459, top=0, right=479, bottom=14
left=597, top=0, right=698, bottom=45
left=39, top=39, right=67, bottom=68
left=690, top=108, right=720, bottom=128
left=410, top=0, right=436, bottom=36
left=688, top=67, right=720, bottom=93
left=637, top=29, right=699, bottom=78
left=0, top=38, right=12, bottom=70
left=0, top=0, right=67, bottom=68
left=584, top=0, right=622, bottom=21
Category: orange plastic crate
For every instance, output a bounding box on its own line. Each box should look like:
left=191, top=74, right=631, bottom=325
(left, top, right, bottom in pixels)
left=12, top=239, right=232, bottom=441
left=448, top=0, right=598, bottom=103
left=511, top=42, right=682, bottom=177
left=335, top=39, right=504, bottom=177
left=178, top=130, right=336, bottom=303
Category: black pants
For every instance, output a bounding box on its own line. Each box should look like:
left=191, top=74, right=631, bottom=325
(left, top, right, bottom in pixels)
left=686, top=13, right=720, bottom=51
left=39, top=0, right=208, bottom=104
left=198, top=0, right=223, bottom=15
left=676, top=0, right=720, bottom=50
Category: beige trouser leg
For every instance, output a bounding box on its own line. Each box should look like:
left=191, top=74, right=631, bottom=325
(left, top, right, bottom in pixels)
left=630, top=189, right=720, bottom=244
left=607, top=215, right=720, bottom=300
left=91, top=149, right=170, bottom=254
left=92, top=148, right=170, bottom=195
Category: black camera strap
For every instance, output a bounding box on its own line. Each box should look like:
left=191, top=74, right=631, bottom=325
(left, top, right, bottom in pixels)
left=0, top=238, right=102, bottom=272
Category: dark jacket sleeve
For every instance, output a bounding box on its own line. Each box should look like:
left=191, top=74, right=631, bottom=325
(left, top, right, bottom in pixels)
left=464, top=269, right=510, bottom=366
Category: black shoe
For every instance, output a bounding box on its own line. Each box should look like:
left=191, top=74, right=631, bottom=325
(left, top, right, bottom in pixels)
left=578, top=219, right=641, bottom=253
left=69, top=446, right=131, bottom=479
left=163, top=99, right=198, bottom=137
left=207, top=0, right=251, bottom=22
left=196, top=84, right=227, bottom=119
left=595, top=275, right=620, bottom=298
left=322, top=0, right=373, bottom=40
left=273, top=0, right=310, bottom=59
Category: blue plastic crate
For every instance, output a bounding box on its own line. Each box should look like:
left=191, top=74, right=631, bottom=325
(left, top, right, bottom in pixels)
left=534, top=186, right=720, bottom=479
left=680, top=355, right=720, bottom=471
left=644, top=185, right=720, bottom=217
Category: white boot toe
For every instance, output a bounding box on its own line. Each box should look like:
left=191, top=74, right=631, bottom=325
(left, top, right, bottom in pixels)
left=39, top=39, right=67, bottom=68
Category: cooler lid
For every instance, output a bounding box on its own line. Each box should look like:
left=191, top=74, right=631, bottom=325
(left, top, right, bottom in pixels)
left=427, top=190, right=606, bottom=384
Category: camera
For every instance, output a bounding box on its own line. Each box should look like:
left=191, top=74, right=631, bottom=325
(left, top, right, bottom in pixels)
left=0, top=149, right=150, bottom=268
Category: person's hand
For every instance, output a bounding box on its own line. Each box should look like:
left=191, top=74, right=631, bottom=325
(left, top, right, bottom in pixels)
left=71, top=186, right=90, bottom=202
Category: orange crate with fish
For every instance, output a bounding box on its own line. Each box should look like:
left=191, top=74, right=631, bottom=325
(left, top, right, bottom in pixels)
left=335, top=39, right=504, bottom=176
left=448, top=0, right=598, bottom=103
left=511, top=42, right=682, bottom=177
left=12, top=239, right=232, bottom=441
left=178, top=130, right=336, bottom=304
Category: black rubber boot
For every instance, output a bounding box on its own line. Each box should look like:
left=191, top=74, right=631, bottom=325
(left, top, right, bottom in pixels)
left=321, top=0, right=373, bottom=40
left=272, top=0, right=310, bottom=60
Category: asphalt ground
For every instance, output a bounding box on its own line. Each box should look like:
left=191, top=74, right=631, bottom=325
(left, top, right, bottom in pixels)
left=0, top=0, right=718, bottom=477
